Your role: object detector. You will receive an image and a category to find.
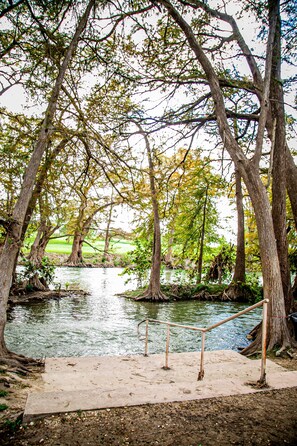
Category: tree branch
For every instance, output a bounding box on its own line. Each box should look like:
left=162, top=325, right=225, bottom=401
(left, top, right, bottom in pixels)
left=0, top=0, right=25, bottom=18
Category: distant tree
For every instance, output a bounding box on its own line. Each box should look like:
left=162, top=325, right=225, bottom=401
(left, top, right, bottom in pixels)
left=207, top=244, right=235, bottom=285
left=165, top=149, right=225, bottom=282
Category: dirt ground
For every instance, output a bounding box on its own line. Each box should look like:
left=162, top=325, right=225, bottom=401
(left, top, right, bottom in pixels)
left=1, top=353, right=297, bottom=446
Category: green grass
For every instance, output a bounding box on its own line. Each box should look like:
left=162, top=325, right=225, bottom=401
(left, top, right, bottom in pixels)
left=24, top=236, right=134, bottom=256
left=0, top=390, right=8, bottom=398
left=0, top=404, right=8, bottom=412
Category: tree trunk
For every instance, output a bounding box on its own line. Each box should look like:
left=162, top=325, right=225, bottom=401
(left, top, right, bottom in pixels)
left=29, top=223, right=45, bottom=266
left=103, top=200, right=113, bottom=260
left=165, top=228, right=174, bottom=266
left=9, top=138, right=69, bottom=292
left=286, top=149, right=297, bottom=231
left=241, top=167, right=291, bottom=352
left=197, top=186, right=208, bottom=283
left=232, top=169, right=245, bottom=283
left=67, top=232, right=84, bottom=265
left=28, top=221, right=58, bottom=291
left=159, top=0, right=291, bottom=350
left=0, top=0, right=95, bottom=359
left=136, top=127, right=168, bottom=301
left=292, top=274, right=297, bottom=301
left=67, top=200, right=115, bottom=266
left=28, top=219, right=58, bottom=265
left=270, top=0, right=292, bottom=314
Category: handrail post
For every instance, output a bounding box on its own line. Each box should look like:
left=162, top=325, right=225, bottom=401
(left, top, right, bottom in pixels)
left=198, top=331, right=205, bottom=380
left=138, top=299, right=269, bottom=384
left=258, top=299, right=268, bottom=386
left=164, top=324, right=170, bottom=369
left=144, top=319, right=149, bottom=356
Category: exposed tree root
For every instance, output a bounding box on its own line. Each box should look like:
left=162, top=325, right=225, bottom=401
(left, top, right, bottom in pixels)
left=193, top=282, right=258, bottom=303
left=241, top=323, right=297, bottom=356
left=222, top=282, right=257, bottom=302
left=275, top=345, right=287, bottom=356
left=246, top=322, right=262, bottom=341
left=134, top=288, right=169, bottom=302
left=193, top=290, right=222, bottom=301
left=221, top=289, right=232, bottom=301
left=0, top=349, right=44, bottom=371
left=241, top=330, right=262, bottom=356
left=66, top=259, right=86, bottom=267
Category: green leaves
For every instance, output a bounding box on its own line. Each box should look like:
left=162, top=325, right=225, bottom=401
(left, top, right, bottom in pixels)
left=20, top=255, right=55, bottom=286
left=122, top=237, right=152, bottom=286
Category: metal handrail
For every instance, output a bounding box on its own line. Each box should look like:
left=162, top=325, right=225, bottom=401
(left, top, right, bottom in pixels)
left=137, top=298, right=269, bottom=385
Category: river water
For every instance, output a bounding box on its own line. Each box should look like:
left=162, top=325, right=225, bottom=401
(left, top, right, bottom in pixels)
left=5, top=267, right=261, bottom=359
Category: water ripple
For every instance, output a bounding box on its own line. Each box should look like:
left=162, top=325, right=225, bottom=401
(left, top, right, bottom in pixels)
left=5, top=267, right=261, bottom=358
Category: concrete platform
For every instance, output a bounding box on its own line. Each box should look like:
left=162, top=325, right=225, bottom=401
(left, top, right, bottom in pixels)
left=23, top=350, right=297, bottom=422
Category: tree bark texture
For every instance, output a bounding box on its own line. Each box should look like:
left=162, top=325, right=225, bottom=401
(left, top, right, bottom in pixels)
left=67, top=232, right=84, bottom=265
left=286, top=149, right=297, bottom=231
left=232, top=169, right=245, bottom=283
left=28, top=221, right=58, bottom=267
left=270, top=0, right=292, bottom=313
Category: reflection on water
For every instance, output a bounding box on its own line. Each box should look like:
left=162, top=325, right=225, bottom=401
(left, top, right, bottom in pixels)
left=5, top=268, right=261, bottom=359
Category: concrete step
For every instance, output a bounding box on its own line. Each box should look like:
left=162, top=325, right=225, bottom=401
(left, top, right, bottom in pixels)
left=23, top=351, right=297, bottom=422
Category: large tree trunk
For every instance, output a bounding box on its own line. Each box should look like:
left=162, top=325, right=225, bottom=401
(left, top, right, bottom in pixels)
left=66, top=193, right=87, bottom=265
left=28, top=223, right=57, bottom=267
left=9, top=138, right=69, bottom=292
left=67, top=232, right=84, bottom=265
left=270, top=0, right=292, bottom=314
left=146, top=214, right=165, bottom=300
left=159, top=0, right=291, bottom=350
left=0, top=0, right=95, bottom=359
left=29, top=223, right=45, bottom=266
left=232, top=169, right=245, bottom=283
left=26, top=222, right=51, bottom=291
left=201, top=0, right=296, bottom=310
left=286, top=149, right=297, bottom=231
left=242, top=167, right=291, bottom=351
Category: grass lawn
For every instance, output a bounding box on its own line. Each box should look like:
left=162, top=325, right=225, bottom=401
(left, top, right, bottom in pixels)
left=40, top=237, right=134, bottom=255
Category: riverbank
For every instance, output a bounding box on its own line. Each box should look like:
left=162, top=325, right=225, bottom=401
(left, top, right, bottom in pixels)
left=121, top=282, right=262, bottom=303
left=36, top=252, right=129, bottom=268
left=1, top=352, right=297, bottom=446
left=8, top=289, right=89, bottom=306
